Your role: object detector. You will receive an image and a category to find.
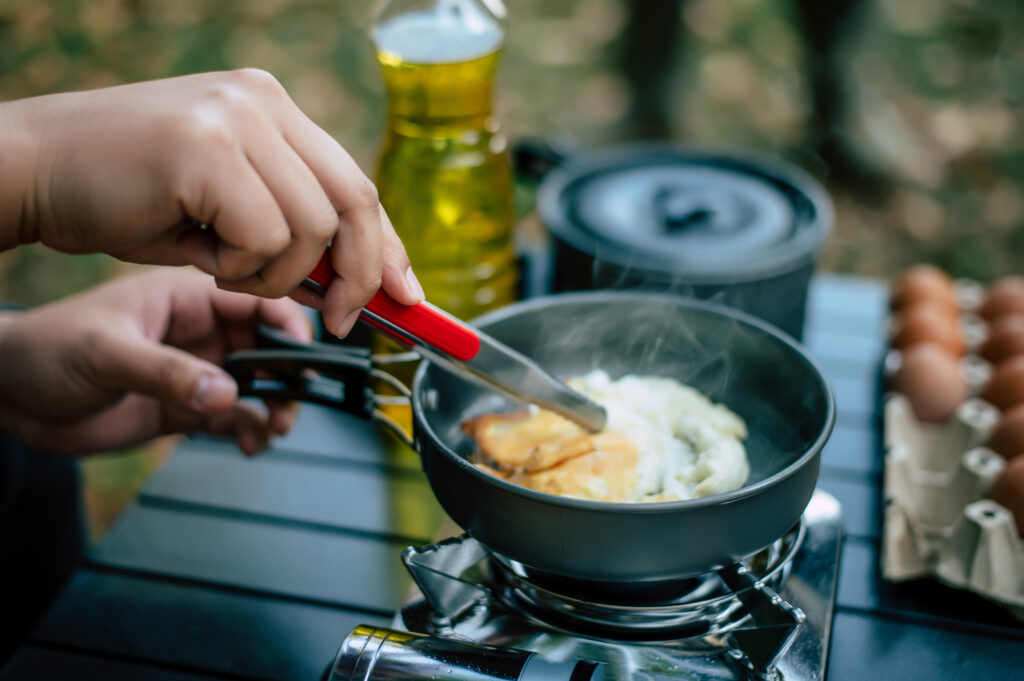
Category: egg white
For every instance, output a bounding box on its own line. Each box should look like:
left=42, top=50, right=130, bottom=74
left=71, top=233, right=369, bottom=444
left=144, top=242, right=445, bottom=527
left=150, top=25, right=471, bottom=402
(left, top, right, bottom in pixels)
left=566, top=370, right=750, bottom=502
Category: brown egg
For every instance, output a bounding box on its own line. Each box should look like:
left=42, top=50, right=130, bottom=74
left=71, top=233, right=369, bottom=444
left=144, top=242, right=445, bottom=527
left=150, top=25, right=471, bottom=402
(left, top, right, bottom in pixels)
left=986, top=403, right=1024, bottom=461
left=893, top=343, right=967, bottom=422
left=979, top=314, right=1024, bottom=364
left=890, top=265, right=958, bottom=314
left=989, top=455, right=1024, bottom=537
left=979, top=276, right=1024, bottom=321
left=981, top=355, right=1024, bottom=411
left=891, top=303, right=964, bottom=356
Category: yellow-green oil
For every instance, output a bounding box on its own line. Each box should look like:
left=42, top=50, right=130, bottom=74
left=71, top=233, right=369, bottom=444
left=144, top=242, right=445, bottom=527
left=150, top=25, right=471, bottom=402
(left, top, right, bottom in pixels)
left=370, top=11, right=518, bottom=444
left=373, top=14, right=518, bottom=320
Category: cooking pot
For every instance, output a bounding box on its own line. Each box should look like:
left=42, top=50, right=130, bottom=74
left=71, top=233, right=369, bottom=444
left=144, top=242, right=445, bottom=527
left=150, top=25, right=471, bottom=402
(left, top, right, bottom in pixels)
left=226, top=291, right=834, bottom=584
left=515, top=140, right=833, bottom=340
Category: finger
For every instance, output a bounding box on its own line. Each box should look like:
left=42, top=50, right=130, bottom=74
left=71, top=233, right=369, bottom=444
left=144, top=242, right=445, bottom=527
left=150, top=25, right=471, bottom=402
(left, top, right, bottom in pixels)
left=204, top=403, right=273, bottom=456
left=177, top=151, right=291, bottom=282
left=258, top=297, right=314, bottom=343
left=209, top=292, right=313, bottom=346
left=277, top=116, right=385, bottom=334
left=88, top=329, right=238, bottom=416
left=379, top=205, right=424, bottom=305
left=289, top=286, right=323, bottom=313
left=110, top=222, right=196, bottom=267
left=263, top=398, right=299, bottom=435
left=161, top=399, right=272, bottom=456
left=321, top=211, right=383, bottom=337
left=217, top=134, right=339, bottom=298
left=208, top=290, right=314, bottom=346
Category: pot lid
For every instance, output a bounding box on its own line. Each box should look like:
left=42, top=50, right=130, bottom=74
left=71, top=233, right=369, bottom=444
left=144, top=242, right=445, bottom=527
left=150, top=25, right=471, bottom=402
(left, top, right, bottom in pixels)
left=539, top=145, right=832, bottom=284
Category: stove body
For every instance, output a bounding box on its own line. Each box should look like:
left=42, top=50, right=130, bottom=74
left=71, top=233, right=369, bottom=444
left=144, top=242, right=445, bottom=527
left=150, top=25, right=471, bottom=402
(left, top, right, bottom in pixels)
left=332, top=490, right=842, bottom=681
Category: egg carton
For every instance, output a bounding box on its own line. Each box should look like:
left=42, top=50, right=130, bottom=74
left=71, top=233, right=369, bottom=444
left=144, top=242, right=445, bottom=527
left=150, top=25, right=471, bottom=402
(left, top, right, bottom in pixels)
left=882, top=393, right=1024, bottom=620
left=948, top=276, right=1016, bottom=357
left=952, top=277, right=987, bottom=312
left=885, top=278, right=988, bottom=351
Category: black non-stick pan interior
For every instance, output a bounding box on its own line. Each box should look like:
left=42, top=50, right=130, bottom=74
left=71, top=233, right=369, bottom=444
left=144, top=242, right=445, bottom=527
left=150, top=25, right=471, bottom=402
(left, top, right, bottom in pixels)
left=419, top=292, right=830, bottom=493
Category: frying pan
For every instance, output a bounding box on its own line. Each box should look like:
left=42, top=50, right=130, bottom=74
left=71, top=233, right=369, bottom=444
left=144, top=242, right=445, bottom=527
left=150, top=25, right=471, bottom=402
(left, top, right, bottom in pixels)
left=227, top=291, right=834, bottom=584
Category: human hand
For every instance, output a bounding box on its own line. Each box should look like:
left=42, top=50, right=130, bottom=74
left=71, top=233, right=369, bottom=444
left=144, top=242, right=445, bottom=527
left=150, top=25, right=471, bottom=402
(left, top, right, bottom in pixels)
left=0, top=69, right=422, bottom=337
left=0, top=269, right=312, bottom=455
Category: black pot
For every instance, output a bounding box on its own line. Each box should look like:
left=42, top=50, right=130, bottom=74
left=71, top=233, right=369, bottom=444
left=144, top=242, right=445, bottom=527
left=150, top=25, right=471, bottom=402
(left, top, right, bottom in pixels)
left=516, top=141, right=833, bottom=340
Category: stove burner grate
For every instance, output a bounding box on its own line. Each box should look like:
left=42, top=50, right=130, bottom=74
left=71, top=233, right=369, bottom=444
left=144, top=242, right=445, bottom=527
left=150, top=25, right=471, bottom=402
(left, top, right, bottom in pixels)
left=329, top=490, right=843, bottom=680
left=488, top=523, right=802, bottom=641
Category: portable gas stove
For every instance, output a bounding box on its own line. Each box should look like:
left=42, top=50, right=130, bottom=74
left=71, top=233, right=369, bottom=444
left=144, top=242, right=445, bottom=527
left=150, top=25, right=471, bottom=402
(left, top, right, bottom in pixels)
left=330, top=490, right=842, bottom=681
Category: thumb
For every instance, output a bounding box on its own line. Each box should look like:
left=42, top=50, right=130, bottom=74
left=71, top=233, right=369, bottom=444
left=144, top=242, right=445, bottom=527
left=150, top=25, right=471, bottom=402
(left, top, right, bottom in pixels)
left=93, top=332, right=238, bottom=415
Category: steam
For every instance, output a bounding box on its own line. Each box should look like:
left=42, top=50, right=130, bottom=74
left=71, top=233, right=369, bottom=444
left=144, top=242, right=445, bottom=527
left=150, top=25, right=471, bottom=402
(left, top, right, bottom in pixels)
left=530, top=292, right=742, bottom=406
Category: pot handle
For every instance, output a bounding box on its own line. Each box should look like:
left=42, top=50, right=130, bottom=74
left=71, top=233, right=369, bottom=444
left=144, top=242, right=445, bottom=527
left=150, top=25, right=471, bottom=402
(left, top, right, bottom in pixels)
left=512, top=137, right=571, bottom=183
left=225, top=325, right=416, bottom=447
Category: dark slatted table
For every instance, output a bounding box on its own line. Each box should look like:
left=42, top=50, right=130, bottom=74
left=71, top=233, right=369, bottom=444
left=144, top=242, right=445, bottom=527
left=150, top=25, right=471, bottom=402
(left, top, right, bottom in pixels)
left=3, top=275, right=1023, bottom=680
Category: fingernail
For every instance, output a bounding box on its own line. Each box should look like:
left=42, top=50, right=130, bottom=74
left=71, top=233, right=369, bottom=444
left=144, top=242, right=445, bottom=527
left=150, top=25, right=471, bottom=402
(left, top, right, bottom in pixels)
left=406, top=266, right=425, bottom=302
left=194, top=373, right=237, bottom=412
left=333, top=308, right=362, bottom=338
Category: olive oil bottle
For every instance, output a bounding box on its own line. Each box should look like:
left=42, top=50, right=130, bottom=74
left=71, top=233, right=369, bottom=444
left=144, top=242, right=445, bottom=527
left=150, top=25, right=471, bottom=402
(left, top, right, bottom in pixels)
left=372, top=0, right=518, bottom=320
left=368, top=1, right=517, bottom=533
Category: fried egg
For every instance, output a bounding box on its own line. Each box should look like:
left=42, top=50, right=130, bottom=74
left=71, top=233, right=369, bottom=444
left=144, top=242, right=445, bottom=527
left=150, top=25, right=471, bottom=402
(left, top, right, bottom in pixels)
left=465, top=370, right=750, bottom=503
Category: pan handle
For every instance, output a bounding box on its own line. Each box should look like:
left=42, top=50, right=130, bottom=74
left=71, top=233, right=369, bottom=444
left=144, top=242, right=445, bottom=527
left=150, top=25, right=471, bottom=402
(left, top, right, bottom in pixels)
left=512, top=137, right=572, bottom=183
left=226, top=348, right=374, bottom=417
left=225, top=326, right=416, bottom=447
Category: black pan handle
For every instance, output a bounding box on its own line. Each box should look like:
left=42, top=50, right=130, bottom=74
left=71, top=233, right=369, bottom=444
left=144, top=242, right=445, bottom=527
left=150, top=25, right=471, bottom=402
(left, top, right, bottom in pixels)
left=226, top=326, right=374, bottom=419
left=512, top=137, right=572, bottom=183
left=226, top=349, right=373, bottom=418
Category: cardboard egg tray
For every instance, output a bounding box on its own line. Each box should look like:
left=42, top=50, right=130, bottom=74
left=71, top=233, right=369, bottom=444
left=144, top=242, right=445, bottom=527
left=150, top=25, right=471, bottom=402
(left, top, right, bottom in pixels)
left=882, top=279, right=1024, bottom=621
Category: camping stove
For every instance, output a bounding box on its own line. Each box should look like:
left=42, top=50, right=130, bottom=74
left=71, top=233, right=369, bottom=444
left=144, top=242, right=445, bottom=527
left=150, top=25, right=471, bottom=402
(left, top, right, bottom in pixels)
left=331, top=490, right=842, bottom=681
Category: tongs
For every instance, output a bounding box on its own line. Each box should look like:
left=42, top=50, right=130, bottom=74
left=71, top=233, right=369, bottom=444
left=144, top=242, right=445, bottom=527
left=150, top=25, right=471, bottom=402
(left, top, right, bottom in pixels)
left=300, top=255, right=607, bottom=432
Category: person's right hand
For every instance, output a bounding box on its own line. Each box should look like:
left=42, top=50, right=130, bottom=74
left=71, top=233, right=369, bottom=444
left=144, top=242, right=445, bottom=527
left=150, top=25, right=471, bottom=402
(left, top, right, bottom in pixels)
left=0, top=69, right=423, bottom=336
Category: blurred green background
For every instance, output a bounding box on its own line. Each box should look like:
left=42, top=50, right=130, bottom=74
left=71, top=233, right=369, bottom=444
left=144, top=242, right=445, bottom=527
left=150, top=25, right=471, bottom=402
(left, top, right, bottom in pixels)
left=1, top=0, right=1022, bottom=538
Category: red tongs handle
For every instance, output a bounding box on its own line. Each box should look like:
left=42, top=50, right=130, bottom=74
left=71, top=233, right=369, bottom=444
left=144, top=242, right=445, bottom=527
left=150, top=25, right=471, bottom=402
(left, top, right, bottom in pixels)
left=303, top=253, right=481, bottom=362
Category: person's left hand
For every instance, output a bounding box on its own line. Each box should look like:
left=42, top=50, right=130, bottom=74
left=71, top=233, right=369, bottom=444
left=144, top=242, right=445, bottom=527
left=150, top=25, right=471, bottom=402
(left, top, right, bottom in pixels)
left=0, top=268, right=312, bottom=455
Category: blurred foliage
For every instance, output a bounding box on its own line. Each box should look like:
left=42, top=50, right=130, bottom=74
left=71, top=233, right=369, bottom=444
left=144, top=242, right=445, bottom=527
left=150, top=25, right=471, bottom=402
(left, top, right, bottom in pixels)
left=1, top=0, right=1022, bottom=534
left=1, top=0, right=1021, bottom=290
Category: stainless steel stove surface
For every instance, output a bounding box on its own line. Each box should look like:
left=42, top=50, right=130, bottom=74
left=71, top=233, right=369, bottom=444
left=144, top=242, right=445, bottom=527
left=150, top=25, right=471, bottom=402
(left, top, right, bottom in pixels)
left=330, top=490, right=842, bottom=681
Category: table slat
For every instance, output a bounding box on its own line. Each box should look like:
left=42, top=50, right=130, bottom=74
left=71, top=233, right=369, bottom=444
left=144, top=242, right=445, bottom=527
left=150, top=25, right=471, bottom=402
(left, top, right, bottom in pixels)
left=142, top=444, right=439, bottom=544
left=264, top=406, right=419, bottom=469
left=827, top=610, right=1023, bottom=681
left=808, top=275, right=887, bottom=324
left=93, top=505, right=412, bottom=613
left=1, top=647, right=231, bottom=681
left=30, top=570, right=385, bottom=681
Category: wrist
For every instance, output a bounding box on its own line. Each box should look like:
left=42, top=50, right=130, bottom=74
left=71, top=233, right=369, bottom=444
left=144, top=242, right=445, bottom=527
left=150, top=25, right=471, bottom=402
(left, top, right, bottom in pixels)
left=0, top=100, right=43, bottom=251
